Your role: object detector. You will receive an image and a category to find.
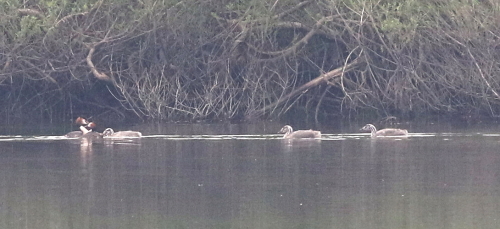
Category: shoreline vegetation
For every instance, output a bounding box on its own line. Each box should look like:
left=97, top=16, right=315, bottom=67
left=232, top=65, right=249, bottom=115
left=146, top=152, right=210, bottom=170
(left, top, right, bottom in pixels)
left=1, top=0, right=500, bottom=124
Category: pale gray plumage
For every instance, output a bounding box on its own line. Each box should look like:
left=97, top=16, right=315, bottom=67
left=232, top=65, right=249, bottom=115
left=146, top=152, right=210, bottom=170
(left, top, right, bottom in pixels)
left=64, top=131, right=83, bottom=138
left=279, top=125, right=321, bottom=139
left=360, top=124, right=408, bottom=137
left=102, top=128, right=142, bottom=138
left=81, top=131, right=104, bottom=139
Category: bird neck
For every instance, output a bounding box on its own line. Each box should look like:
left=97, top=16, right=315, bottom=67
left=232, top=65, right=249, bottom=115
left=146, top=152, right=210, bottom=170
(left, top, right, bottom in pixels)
left=79, top=125, right=92, bottom=134
left=368, top=125, right=377, bottom=137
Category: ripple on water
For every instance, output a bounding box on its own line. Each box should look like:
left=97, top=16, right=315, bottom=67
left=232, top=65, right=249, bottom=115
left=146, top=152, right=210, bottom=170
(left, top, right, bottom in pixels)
left=0, top=132, right=497, bottom=141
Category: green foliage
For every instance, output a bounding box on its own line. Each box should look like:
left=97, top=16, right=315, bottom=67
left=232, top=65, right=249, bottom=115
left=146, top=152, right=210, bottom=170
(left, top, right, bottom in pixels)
left=376, top=1, right=435, bottom=44
left=224, top=0, right=276, bottom=21
left=373, top=0, right=500, bottom=44
left=16, top=16, right=43, bottom=40
left=44, top=0, right=95, bottom=14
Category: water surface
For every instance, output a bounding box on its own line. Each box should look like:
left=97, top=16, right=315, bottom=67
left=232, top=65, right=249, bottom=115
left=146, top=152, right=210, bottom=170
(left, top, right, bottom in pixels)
left=0, top=123, right=499, bottom=229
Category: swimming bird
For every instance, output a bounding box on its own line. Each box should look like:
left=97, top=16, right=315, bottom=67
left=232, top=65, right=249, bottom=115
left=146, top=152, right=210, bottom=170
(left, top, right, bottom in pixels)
left=102, top=128, right=142, bottom=138
left=80, top=128, right=104, bottom=139
left=360, top=124, right=408, bottom=137
left=278, top=125, right=321, bottom=139
left=64, top=117, right=97, bottom=138
left=64, top=130, right=84, bottom=138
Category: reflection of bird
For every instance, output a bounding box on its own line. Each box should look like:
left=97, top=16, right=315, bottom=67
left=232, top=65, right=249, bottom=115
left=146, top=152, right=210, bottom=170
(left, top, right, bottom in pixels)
left=102, top=128, right=142, bottom=138
left=360, top=124, right=408, bottom=138
left=278, top=125, right=321, bottom=139
left=64, top=117, right=98, bottom=138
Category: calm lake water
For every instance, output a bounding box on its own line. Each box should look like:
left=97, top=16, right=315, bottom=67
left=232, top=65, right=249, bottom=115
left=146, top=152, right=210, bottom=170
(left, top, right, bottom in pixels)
left=0, top=122, right=499, bottom=229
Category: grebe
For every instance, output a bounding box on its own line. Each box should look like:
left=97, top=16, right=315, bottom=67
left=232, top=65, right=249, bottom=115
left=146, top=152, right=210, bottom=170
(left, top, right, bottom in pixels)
left=360, top=124, right=408, bottom=137
left=80, top=129, right=103, bottom=139
left=64, top=117, right=98, bottom=138
left=102, top=128, right=142, bottom=138
left=278, top=125, right=321, bottom=139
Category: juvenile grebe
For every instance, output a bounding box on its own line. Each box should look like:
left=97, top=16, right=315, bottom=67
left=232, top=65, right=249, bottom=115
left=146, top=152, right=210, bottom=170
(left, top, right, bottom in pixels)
left=102, top=128, right=142, bottom=138
left=360, top=124, right=408, bottom=137
left=278, top=125, right=321, bottom=139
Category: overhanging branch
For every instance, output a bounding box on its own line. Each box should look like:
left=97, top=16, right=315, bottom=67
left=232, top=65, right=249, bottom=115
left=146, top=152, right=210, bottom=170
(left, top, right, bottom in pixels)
left=246, top=55, right=362, bottom=119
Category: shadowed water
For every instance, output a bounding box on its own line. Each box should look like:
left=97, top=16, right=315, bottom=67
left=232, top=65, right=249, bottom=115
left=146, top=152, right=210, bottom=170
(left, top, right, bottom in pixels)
left=0, top=123, right=499, bottom=228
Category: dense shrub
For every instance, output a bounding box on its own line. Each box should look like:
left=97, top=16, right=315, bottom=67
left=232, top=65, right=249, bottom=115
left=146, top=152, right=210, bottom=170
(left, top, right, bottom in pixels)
left=1, top=0, right=499, bottom=123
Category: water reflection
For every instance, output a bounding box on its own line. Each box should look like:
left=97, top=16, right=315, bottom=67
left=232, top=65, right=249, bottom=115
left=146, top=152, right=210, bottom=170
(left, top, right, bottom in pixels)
left=280, top=138, right=322, bottom=154
left=79, top=138, right=94, bottom=169
left=0, top=129, right=499, bottom=228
